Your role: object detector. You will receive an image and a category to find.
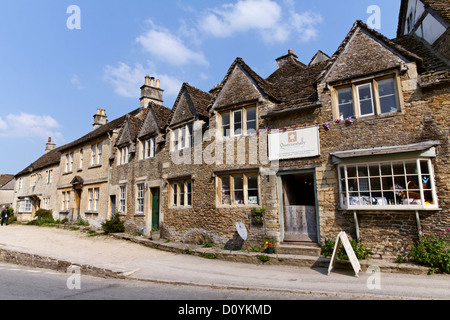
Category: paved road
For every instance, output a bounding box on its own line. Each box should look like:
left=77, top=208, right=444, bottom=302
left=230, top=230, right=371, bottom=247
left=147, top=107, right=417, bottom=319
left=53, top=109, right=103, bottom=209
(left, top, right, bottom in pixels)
left=0, top=225, right=449, bottom=300
left=0, top=262, right=334, bottom=301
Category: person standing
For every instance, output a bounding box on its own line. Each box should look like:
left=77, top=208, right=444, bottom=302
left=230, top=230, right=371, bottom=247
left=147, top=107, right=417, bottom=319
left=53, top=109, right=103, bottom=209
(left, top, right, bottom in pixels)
left=1, top=205, right=9, bottom=226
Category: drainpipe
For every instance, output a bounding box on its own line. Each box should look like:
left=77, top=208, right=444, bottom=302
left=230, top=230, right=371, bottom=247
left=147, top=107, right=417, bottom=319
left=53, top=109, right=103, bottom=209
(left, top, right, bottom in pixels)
left=415, top=210, right=422, bottom=236
left=353, top=210, right=360, bottom=240
left=106, top=131, right=113, bottom=220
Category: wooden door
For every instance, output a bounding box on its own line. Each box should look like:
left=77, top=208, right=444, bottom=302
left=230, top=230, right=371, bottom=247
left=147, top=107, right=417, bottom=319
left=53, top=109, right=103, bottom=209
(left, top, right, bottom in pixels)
left=150, top=188, right=160, bottom=230
left=284, top=205, right=317, bottom=242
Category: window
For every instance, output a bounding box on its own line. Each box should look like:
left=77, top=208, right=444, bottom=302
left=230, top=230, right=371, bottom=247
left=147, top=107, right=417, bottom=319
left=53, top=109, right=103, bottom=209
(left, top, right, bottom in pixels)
left=218, top=173, right=259, bottom=206
left=20, top=198, right=32, bottom=213
left=171, top=181, right=192, bottom=207
left=142, top=137, right=156, bottom=159
left=335, top=76, right=399, bottom=120
left=46, top=169, right=52, bottom=184
left=65, top=153, right=74, bottom=172
left=137, top=183, right=145, bottom=213
left=61, top=191, right=70, bottom=211
left=220, top=106, right=258, bottom=138
left=88, top=188, right=100, bottom=211
left=119, top=185, right=126, bottom=214
left=119, top=146, right=129, bottom=165
left=18, top=178, right=23, bottom=190
left=356, top=83, right=374, bottom=116
left=378, top=78, right=398, bottom=114
left=91, top=143, right=102, bottom=166
left=338, top=159, right=438, bottom=210
left=42, top=198, right=50, bottom=210
left=172, top=124, right=193, bottom=151
left=79, top=149, right=83, bottom=170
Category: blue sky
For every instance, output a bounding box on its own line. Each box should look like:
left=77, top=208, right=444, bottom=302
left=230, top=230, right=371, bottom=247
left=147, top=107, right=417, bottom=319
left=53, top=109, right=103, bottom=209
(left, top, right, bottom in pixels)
left=0, top=0, right=401, bottom=174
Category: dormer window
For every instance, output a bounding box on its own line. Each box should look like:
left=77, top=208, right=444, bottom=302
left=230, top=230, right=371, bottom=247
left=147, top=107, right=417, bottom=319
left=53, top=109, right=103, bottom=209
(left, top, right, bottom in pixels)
left=171, top=124, right=193, bottom=151
left=334, top=76, right=399, bottom=120
left=118, top=146, right=130, bottom=165
left=141, top=137, right=156, bottom=159
left=219, top=106, right=257, bottom=138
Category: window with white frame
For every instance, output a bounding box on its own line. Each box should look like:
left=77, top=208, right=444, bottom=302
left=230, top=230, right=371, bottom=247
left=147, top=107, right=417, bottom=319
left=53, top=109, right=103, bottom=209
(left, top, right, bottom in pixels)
left=119, top=185, right=126, bottom=214
left=46, top=169, right=52, bottom=184
left=335, top=76, right=399, bottom=120
left=88, top=188, right=100, bottom=211
left=20, top=198, right=33, bottom=213
left=218, top=173, right=259, bottom=206
left=42, top=197, right=50, bottom=210
left=220, top=106, right=257, bottom=138
left=137, top=183, right=145, bottom=213
left=65, top=153, right=74, bottom=173
left=172, top=124, right=193, bottom=151
left=142, top=137, right=156, bottom=159
left=61, top=191, right=70, bottom=211
left=91, top=143, right=103, bottom=166
left=338, top=159, right=438, bottom=210
left=79, top=148, right=83, bottom=169
left=118, top=146, right=129, bottom=165
left=170, top=181, right=192, bottom=207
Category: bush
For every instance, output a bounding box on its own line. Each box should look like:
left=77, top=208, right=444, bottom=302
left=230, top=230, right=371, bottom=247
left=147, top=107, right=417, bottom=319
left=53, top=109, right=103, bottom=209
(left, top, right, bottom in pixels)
left=407, top=229, right=450, bottom=274
left=35, top=209, right=53, bottom=219
left=322, top=236, right=372, bottom=260
left=101, top=216, right=125, bottom=234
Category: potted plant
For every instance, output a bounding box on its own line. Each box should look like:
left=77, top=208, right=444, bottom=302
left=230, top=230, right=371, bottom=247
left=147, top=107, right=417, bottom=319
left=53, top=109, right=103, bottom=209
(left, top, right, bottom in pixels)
left=250, top=208, right=266, bottom=226
left=151, top=227, right=160, bottom=241
left=264, top=239, right=275, bottom=254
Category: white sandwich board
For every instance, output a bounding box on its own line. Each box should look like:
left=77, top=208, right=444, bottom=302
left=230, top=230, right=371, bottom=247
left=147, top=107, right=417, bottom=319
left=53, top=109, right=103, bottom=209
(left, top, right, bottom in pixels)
left=328, top=231, right=362, bottom=277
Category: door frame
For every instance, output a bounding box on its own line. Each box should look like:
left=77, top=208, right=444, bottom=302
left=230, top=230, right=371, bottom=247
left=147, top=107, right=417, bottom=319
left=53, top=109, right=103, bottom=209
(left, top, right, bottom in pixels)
left=149, top=187, right=160, bottom=231
left=277, top=169, right=320, bottom=243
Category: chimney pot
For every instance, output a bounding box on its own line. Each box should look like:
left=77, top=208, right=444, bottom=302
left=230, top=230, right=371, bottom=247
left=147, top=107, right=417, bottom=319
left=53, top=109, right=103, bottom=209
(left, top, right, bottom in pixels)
left=150, top=77, right=155, bottom=87
left=288, top=49, right=294, bottom=54
left=156, top=79, right=160, bottom=88
left=145, top=75, right=150, bottom=86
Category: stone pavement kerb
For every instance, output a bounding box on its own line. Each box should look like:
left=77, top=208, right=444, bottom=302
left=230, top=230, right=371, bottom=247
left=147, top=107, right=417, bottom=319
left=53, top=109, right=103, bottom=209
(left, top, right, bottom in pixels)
left=0, top=225, right=437, bottom=298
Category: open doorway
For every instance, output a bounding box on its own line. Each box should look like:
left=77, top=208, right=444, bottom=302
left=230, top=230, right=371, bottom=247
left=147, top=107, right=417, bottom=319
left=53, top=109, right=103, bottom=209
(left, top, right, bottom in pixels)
left=280, top=172, right=318, bottom=243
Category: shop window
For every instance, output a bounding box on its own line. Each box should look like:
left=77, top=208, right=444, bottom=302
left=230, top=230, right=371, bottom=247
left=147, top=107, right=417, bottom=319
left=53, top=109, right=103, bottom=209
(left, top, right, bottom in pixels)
left=338, top=159, right=438, bottom=210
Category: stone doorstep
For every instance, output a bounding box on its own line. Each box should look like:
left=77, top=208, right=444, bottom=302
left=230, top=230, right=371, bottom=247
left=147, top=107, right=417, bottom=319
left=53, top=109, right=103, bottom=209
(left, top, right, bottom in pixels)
left=276, top=242, right=322, bottom=256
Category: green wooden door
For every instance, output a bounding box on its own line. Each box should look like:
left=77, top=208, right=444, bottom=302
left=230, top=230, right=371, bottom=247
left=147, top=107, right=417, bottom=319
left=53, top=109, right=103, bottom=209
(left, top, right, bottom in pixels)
left=151, top=188, right=160, bottom=230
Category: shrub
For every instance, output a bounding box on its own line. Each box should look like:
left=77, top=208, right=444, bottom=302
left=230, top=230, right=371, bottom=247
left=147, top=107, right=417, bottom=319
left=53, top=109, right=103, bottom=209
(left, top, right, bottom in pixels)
left=35, top=209, right=53, bottom=219
left=27, top=209, right=55, bottom=226
left=322, top=236, right=372, bottom=260
left=407, top=229, right=450, bottom=274
left=101, top=216, right=125, bottom=234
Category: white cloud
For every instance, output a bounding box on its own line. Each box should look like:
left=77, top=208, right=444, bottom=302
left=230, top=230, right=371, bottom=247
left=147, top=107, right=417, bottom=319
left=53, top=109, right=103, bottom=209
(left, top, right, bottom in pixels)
left=136, top=21, right=208, bottom=67
left=0, top=113, right=63, bottom=142
left=70, top=73, right=83, bottom=89
left=198, top=0, right=322, bottom=43
left=103, top=62, right=183, bottom=102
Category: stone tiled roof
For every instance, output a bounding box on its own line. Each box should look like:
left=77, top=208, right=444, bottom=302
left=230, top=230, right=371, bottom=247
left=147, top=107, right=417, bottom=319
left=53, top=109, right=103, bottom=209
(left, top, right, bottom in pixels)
left=393, top=34, right=450, bottom=72
left=60, top=108, right=141, bottom=152
left=0, top=174, right=14, bottom=187
left=138, top=102, right=173, bottom=139
left=15, top=147, right=63, bottom=177
left=170, top=83, right=211, bottom=127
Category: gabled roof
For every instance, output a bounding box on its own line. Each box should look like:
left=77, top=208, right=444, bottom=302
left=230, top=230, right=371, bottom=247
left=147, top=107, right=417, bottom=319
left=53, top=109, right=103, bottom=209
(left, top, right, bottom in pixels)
left=0, top=175, right=14, bottom=187
left=115, top=114, right=143, bottom=147
left=208, top=58, right=281, bottom=111
left=137, top=102, right=173, bottom=139
left=322, top=20, right=423, bottom=84
left=170, top=83, right=211, bottom=127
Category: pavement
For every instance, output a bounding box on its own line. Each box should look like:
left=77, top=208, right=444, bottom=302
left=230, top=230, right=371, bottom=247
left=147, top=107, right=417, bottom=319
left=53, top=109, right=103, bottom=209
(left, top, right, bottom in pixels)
left=0, top=224, right=449, bottom=299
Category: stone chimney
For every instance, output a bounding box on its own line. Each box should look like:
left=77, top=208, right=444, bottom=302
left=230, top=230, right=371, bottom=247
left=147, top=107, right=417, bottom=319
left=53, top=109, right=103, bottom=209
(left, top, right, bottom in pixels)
left=276, top=49, right=300, bottom=69
left=93, top=108, right=107, bottom=130
left=45, top=137, right=56, bottom=153
left=140, top=75, right=164, bottom=108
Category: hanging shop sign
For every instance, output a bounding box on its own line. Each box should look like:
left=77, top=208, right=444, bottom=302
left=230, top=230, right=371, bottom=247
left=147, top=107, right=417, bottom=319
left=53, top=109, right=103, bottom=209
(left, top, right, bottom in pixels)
left=268, top=126, right=320, bottom=161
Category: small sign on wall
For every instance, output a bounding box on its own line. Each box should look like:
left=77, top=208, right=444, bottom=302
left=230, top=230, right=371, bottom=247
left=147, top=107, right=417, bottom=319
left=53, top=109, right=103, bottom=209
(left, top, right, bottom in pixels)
left=268, top=126, right=320, bottom=161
